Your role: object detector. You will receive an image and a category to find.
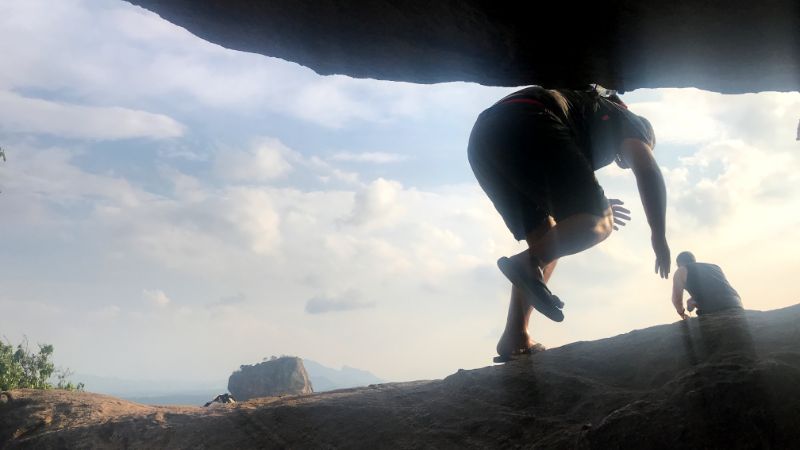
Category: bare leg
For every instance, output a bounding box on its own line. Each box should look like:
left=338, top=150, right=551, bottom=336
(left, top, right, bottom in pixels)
left=496, top=210, right=613, bottom=356
left=542, top=259, right=558, bottom=284
left=510, top=209, right=614, bottom=285
left=497, top=217, right=558, bottom=356
left=525, top=210, right=614, bottom=267
left=496, top=285, right=535, bottom=356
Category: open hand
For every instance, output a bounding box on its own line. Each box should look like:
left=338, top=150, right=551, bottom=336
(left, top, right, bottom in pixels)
left=652, top=234, right=671, bottom=279
left=608, top=198, right=631, bottom=231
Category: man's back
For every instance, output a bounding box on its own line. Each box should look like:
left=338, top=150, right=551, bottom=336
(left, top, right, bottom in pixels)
left=685, top=262, right=742, bottom=315
left=499, top=86, right=654, bottom=170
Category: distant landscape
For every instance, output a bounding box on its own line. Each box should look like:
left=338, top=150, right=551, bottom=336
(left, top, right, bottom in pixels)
left=76, top=359, right=383, bottom=406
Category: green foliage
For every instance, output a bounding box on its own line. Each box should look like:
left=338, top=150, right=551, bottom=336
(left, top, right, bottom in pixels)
left=0, top=337, right=84, bottom=391
left=55, top=367, right=85, bottom=391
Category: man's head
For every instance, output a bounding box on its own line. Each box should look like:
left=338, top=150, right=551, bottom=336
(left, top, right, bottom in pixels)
left=676, top=251, right=696, bottom=268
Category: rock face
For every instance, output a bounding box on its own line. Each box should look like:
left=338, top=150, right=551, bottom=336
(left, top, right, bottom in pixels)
left=125, top=0, right=799, bottom=93
left=2, top=305, right=800, bottom=449
left=227, top=356, right=313, bottom=401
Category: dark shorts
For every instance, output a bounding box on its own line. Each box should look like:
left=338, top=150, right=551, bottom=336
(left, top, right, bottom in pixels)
left=467, top=102, right=609, bottom=241
left=697, top=304, right=744, bottom=316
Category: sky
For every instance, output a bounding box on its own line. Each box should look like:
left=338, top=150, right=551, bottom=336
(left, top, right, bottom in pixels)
left=0, top=0, right=798, bottom=385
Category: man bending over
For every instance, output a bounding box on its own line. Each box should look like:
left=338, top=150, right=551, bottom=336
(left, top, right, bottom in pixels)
left=468, top=85, right=671, bottom=361
left=671, top=251, right=743, bottom=319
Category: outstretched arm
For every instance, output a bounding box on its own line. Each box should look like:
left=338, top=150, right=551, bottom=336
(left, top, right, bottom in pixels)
left=672, top=266, right=688, bottom=319
left=620, top=138, right=670, bottom=278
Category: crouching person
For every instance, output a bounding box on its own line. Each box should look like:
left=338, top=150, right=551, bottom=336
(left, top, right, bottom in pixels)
left=671, top=251, right=743, bottom=319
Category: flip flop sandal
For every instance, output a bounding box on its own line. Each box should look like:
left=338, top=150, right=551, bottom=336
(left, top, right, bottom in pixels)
left=493, top=343, right=547, bottom=363
left=497, top=256, right=564, bottom=322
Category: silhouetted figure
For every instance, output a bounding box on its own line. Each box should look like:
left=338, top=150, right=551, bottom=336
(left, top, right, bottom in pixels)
left=671, top=251, right=742, bottom=319
left=468, top=85, right=670, bottom=362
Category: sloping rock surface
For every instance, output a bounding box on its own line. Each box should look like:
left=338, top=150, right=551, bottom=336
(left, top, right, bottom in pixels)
left=125, top=0, right=800, bottom=93
left=2, top=305, right=800, bottom=449
left=228, top=356, right=313, bottom=401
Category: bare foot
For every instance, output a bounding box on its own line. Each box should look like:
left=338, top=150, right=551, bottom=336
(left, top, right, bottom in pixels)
left=496, top=330, right=536, bottom=357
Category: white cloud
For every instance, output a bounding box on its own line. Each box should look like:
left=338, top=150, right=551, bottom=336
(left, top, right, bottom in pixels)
left=628, top=88, right=800, bottom=147
left=329, top=152, right=409, bottom=164
left=88, top=305, right=122, bottom=321
left=307, top=156, right=361, bottom=185
left=345, top=178, right=405, bottom=228
left=143, top=289, right=171, bottom=308
left=2, top=146, right=146, bottom=212
left=208, top=293, right=247, bottom=309
left=0, top=90, right=184, bottom=140
left=628, top=89, right=724, bottom=145
left=305, top=290, right=375, bottom=314
left=667, top=138, right=799, bottom=228
left=161, top=167, right=208, bottom=203
left=215, top=138, right=294, bottom=182
left=0, top=0, right=513, bottom=130
left=289, top=76, right=381, bottom=128
left=224, top=187, right=282, bottom=254
left=6, top=109, right=800, bottom=382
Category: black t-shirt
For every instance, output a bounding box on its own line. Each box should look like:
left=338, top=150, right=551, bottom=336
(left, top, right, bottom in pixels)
left=499, top=86, right=653, bottom=169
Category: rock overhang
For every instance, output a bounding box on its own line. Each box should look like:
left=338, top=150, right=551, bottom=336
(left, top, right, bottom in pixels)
left=125, top=0, right=799, bottom=94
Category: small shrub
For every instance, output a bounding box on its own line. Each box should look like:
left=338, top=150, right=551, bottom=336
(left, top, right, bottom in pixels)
left=0, top=337, right=84, bottom=391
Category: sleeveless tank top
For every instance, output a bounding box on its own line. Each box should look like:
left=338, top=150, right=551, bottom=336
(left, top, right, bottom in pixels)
left=685, top=262, right=743, bottom=314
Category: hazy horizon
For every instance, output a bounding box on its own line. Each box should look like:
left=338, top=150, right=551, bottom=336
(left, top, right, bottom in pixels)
left=73, top=357, right=383, bottom=406
left=1, top=0, right=798, bottom=385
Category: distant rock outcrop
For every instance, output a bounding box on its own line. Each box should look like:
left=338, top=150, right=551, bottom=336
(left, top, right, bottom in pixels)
left=302, top=359, right=383, bottom=392
left=3, top=305, right=800, bottom=448
left=227, top=356, right=313, bottom=401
